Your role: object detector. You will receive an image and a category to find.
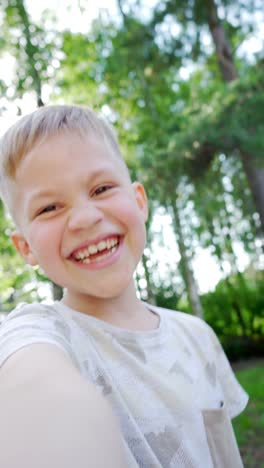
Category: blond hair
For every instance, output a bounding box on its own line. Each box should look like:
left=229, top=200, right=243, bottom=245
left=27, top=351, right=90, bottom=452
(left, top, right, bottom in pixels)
left=0, top=105, right=123, bottom=218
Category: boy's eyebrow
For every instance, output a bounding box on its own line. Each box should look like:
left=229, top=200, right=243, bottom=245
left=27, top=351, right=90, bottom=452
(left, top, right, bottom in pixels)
left=28, top=189, right=58, bottom=201
left=25, top=189, right=58, bottom=213
left=28, top=167, right=119, bottom=202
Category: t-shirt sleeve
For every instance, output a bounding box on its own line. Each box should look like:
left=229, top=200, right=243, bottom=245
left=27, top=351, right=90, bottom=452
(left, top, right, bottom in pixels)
left=206, top=323, right=249, bottom=419
left=0, top=303, right=79, bottom=369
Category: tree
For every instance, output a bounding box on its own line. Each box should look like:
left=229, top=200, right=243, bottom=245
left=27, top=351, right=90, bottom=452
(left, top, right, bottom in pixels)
left=0, top=0, right=59, bottom=106
left=55, top=1, right=263, bottom=316
left=1, top=0, right=262, bottom=321
left=1, top=0, right=63, bottom=301
left=150, top=0, right=264, bottom=233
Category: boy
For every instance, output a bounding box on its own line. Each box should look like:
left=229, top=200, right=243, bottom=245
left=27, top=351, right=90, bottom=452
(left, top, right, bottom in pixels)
left=0, top=105, right=248, bottom=467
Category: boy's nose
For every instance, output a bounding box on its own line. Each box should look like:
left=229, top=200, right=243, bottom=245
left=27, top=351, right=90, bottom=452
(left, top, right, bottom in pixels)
left=67, top=202, right=103, bottom=231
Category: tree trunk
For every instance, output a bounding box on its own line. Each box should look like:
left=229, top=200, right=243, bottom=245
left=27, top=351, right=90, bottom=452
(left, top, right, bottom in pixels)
left=16, top=0, right=44, bottom=106
left=170, top=200, right=204, bottom=318
left=52, top=282, right=64, bottom=301
left=205, top=0, right=264, bottom=235
left=205, top=0, right=237, bottom=82
left=240, top=151, right=264, bottom=234
left=141, top=250, right=157, bottom=305
left=17, top=0, right=64, bottom=301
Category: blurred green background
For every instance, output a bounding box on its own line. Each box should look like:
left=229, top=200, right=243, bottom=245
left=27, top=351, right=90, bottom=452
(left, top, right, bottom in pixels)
left=0, top=1, right=263, bottom=465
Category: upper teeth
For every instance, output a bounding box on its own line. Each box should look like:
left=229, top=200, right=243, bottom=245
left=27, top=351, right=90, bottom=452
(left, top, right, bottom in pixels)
left=74, top=237, right=119, bottom=260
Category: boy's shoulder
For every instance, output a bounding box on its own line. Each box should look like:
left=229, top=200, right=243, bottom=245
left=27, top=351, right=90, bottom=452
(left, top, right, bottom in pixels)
left=0, top=301, right=79, bottom=370
left=149, top=303, right=210, bottom=331
left=1, top=301, right=73, bottom=343
left=148, top=303, right=220, bottom=351
left=2, top=301, right=62, bottom=322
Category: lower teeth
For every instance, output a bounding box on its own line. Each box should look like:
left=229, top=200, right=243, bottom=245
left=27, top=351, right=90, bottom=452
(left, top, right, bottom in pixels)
left=81, top=246, right=117, bottom=264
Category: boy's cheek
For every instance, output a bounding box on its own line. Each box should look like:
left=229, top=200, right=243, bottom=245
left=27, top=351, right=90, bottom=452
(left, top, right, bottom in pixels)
left=111, top=195, right=147, bottom=223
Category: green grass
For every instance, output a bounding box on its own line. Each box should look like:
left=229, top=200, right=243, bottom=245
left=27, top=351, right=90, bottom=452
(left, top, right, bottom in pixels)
left=233, top=360, right=264, bottom=468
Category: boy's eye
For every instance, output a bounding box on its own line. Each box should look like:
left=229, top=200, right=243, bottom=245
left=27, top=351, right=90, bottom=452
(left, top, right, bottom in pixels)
left=93, top=185, right=113, bottom=196
left=38, top=204, right=58, bottom=215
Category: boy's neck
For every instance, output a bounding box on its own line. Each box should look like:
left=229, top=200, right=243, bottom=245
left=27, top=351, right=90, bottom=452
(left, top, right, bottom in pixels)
left=61, top=281, right=159, bottom=331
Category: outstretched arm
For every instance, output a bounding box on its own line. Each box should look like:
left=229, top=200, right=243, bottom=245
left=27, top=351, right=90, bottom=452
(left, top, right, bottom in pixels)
left=0, top=344, right=128, bottom=468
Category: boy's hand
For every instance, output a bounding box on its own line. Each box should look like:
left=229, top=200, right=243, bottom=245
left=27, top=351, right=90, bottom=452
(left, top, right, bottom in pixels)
left=0, top=344, right=128, bottom=468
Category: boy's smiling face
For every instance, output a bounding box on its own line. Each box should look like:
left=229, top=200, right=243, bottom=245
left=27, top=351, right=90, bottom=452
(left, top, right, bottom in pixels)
left=11, top=131, right=148, bottom=310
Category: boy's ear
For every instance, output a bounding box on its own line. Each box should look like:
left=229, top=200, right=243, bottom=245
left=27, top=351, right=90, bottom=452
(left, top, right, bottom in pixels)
left=11, top=231, right=38, bottom=266
left=132, top=182, right=148, bottom=221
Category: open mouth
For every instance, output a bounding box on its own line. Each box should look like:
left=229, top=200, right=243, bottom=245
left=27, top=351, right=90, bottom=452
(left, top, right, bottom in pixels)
left=70, top=236, right=121, bottom=264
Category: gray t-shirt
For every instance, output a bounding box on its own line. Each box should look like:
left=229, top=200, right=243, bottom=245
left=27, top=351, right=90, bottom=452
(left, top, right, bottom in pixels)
left=0, top=302, right=248, bottom=467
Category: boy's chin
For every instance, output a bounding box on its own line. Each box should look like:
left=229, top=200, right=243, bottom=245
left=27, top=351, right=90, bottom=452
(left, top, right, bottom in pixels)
left=87, top=282, right=133, bottom=300
left=65, top=278, right=135, bottom=305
